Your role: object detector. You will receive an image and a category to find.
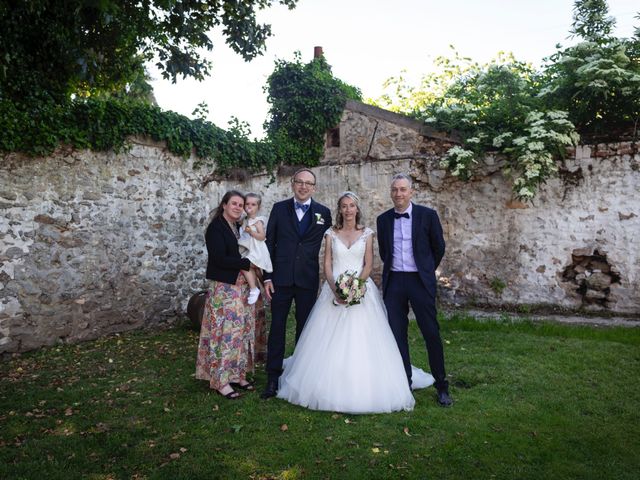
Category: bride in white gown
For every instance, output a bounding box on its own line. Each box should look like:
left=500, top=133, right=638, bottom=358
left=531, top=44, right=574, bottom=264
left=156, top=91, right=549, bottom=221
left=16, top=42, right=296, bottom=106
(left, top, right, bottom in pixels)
left=277, top=192, right=433, bottom=414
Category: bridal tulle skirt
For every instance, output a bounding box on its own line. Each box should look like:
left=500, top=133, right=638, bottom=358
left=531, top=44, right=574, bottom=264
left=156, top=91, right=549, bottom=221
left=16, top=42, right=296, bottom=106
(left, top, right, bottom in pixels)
left=277, top=280, right=434, bottom=414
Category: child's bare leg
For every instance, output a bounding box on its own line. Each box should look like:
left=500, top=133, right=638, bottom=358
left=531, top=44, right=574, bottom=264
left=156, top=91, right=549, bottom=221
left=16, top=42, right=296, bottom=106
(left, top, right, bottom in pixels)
left=254, top=266, right=264, bottom=284
left=242, top=268, right=257, bottom=290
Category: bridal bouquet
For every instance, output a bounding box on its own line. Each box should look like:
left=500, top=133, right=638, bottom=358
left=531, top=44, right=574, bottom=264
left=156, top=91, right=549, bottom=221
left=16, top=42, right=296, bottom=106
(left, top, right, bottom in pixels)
left=333, top=270, right=367, bottom=307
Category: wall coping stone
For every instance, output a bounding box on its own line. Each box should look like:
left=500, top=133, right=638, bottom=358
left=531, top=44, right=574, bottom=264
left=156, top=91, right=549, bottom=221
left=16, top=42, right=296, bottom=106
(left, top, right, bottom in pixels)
left=344, top=100, right=462, bottom=143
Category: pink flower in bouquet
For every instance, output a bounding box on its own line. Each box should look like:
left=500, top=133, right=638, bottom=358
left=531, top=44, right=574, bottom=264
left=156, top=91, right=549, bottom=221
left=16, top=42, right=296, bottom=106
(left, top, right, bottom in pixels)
left=334, top=270, right=367, bottom=307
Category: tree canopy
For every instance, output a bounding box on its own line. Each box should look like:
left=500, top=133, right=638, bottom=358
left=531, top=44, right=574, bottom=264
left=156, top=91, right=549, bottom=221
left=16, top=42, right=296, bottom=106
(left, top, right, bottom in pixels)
left=540, top=0, right=640, bottom=138
left=0, top=0, right=298, bottom=102
left=570, top=0, right=616, bottom=42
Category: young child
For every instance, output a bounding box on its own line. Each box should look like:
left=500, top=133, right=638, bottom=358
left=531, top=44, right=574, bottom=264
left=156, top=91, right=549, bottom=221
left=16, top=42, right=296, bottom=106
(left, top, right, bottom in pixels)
left=238, top=193, right=273, bottom=305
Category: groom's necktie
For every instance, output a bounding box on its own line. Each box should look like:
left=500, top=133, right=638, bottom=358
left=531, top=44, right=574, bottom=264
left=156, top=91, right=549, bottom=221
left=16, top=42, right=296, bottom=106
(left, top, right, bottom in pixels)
left=295, top=202, right=309, bottom=213
left=394, top=212, right=409, bottom=219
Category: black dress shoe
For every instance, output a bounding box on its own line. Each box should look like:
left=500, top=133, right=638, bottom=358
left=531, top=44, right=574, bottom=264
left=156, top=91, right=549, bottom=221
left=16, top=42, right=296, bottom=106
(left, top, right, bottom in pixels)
left=260, top=380, right=278, bottom=399
left=437, top=390, right=453, bottom=407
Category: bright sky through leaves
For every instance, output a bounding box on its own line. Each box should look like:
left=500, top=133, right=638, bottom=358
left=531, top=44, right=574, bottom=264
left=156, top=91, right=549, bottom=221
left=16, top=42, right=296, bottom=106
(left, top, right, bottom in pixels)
left=149, top=0, right=638, bottom=138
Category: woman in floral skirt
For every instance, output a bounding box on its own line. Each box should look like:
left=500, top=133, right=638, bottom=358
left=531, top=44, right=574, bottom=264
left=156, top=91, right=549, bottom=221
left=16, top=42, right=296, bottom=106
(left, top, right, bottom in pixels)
left=195, top=190, right=257, bottom=399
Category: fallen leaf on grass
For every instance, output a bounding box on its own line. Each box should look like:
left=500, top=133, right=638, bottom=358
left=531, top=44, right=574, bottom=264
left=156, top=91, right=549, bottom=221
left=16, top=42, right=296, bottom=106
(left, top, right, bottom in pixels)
left=280, top=424, right=288, bottom=432
left=372, top=448, right=380, bottom=454
left=94, top=423, right=110, bottom=433
left=169, top=453, right=180, bottom=460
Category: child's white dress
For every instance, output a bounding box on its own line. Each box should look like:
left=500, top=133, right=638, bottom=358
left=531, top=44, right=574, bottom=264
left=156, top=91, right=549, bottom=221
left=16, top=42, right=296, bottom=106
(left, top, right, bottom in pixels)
left=238, top=216, right=273, bottom=272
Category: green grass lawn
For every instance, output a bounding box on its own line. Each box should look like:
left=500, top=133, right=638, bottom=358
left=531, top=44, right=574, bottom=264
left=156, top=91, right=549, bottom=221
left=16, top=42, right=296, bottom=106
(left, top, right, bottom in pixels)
left=1, top=313, right=639, bottom=479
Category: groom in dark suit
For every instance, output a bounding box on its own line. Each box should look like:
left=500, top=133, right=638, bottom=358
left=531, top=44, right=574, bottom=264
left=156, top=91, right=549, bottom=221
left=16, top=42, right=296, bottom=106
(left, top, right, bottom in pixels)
left=376, top=173, right=452, bottom=407
left=260, top=168, right=332, bottom=399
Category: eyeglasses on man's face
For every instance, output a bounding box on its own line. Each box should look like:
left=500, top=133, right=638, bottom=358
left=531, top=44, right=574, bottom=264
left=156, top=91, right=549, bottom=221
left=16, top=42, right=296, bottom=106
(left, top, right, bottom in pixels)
left=293, top=179, right=316, bottom=187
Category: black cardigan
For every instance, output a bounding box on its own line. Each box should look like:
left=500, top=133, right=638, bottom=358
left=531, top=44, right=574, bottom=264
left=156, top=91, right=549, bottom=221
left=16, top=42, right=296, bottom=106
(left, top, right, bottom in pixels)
left=205, top=216, right=251, bottom=284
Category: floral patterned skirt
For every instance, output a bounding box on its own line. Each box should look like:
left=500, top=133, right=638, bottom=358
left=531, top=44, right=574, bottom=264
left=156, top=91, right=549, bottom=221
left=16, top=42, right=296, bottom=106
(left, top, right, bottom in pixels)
left=195, top=275, right=256, bottom=390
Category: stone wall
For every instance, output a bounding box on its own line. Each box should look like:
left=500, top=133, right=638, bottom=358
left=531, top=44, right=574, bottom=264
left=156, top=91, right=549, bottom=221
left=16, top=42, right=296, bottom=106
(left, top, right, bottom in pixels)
left=331, top=144, right=640, bottom=314
left=320, top=103, right=639, bottom=314
left=1, top=103, right=638, bottom=353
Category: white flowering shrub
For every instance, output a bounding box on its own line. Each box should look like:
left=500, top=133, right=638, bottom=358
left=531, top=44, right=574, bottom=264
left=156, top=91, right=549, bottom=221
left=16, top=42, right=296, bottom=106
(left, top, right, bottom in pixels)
left=540, top=34, right=639, bottom=138
left=505, top=111, right=580, bottom=198
left=372, top=1, right=638, bottom=200
left=440, top=146, right=477, bottom=180
left=418, top=52, right=578, bottom=200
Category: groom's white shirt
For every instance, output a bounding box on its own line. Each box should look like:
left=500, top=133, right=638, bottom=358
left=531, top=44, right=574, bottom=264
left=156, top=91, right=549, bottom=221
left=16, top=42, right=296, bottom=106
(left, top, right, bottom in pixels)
left=391, top=202, right=418, bottom=272
left=293, top=198, right=311, bottom=221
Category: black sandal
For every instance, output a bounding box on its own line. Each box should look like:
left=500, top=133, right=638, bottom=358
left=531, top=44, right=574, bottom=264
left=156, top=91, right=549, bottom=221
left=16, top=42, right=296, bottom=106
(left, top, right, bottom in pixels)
left=231, top=381, right=255, bottom=391
left=217, top=388, right=242, bottom=400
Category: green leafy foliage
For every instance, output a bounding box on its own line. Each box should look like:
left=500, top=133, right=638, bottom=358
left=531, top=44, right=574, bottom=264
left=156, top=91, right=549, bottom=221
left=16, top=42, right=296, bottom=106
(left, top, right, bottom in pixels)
left=373, top=0, right=639, bottom=199
left=265, top=53, right=362, bottom=166
left=539, top=1, right=640, bottom=139
left=0, top=96, right=277, bottom=174
left=570, top=0, right=616, bottom=42
left=1, top=0, right=336, bottom=174
left=0, top=54, right=357, bottom=174
left=376, top=51, right=580, bottom=199
left=490, top=277, right=507, bottom=295
left=0, top=0, right=299, bottom=103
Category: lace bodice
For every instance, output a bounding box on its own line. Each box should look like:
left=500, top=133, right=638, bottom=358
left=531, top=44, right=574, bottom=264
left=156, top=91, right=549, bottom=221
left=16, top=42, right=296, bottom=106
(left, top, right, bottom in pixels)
left=325, top=227, right=374, bottom=280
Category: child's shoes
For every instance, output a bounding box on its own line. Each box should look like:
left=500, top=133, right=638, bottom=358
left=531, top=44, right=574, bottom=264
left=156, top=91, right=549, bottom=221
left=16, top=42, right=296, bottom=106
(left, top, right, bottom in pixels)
left=248, top=288, right=260, bottom=305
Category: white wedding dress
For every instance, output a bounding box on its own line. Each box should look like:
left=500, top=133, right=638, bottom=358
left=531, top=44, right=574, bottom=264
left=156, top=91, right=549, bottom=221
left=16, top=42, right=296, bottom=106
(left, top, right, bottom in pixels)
left=277, top=228, right=434, bottom=414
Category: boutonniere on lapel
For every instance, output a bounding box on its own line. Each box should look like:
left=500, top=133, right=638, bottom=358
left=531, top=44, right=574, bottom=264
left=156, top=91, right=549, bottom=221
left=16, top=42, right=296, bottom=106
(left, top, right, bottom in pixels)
left=315, top=213, right=325, bottom=225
